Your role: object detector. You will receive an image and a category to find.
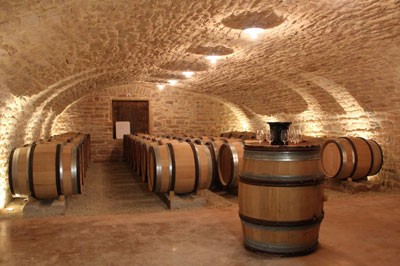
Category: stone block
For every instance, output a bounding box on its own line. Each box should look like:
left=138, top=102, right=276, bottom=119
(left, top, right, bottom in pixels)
left=158, top=191, right=206, bottom=210
left=23, top=196, right=68, bottom=218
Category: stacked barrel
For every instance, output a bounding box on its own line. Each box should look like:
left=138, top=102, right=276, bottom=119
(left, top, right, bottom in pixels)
left=123, top=133, right=258, bottom=194
left=320, top=137, right=383, bottom=180
left=8, top=132, right=90, bottom=200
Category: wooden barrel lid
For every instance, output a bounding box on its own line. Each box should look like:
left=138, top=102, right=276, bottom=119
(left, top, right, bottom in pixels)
left=321, top=141, right=343, bottom=178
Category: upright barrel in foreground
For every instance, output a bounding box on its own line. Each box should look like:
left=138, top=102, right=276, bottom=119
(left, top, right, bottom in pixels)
left=239, top=144, right=324, bottom=256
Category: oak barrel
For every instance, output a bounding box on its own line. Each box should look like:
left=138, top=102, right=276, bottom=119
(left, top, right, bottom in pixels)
left=321, top=137, right=381, bottom=180
left=148, top=144, right=172, bottom=192
left=220, top=132, right=232, bottom=138
left=239, top=144, right=324, bottom=256
left=31, top=143, right=64, bottom=199
left=8, top=145, right=33, bottom=197
left=320, top=138, right=356, bottom=180
left=217, top=142, right=244, bottom=190
left=61, top=142, right=82, bottom=195
left=193, top=143, right=213, bottom=190
left=140, top=139, right=159, bottom=182
left=148, top=142, right=213, bottom=193
left=205, top=139, right=229, bottom=189
left=9, top=141, right=83, bottom=199
left=365, top=139, right=383, bottom=176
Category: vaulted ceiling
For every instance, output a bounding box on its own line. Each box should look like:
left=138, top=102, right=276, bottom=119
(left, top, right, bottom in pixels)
left=1, top=0, right=399, bottom=115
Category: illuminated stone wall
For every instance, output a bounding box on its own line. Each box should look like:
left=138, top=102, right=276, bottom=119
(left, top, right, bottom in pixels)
left=52, top=84, right=244, bottom=162
left=0, top=91, right=55, bottom=209
left=245, top=76, right=400, bottom=188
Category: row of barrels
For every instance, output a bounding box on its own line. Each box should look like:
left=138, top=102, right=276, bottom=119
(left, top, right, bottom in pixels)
left=223, top=136, right=384, bottom=183
left=124, top=134, right=384, bottom=192
left=8, top=132, right=91, bottom=200
left=123, top=134, right=257, bottom=194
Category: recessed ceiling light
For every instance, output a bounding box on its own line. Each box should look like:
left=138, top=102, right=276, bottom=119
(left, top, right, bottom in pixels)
left=205, top=55, right=221, bottom=64
left=167, top=80, right=178, bottom=85
left=182, top=71, right=194, bottom=78
left=243, top=28, right=265, bottom=39
left=156, top=84, right=165, bottom=90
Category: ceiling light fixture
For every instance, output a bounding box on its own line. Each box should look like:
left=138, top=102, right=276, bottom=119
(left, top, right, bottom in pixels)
left=205, top=55, right=221, bottom=64
left=243, top=28, right=265, bottom=39
left=182, top=71, right=194, bottom=78
left=156, top=84, right=165, bottom=90
left=167, top=80, right=178, bottom=86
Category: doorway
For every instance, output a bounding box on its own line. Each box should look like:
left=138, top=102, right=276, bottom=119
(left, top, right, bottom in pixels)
left=112, top=100, right=150, bottom=138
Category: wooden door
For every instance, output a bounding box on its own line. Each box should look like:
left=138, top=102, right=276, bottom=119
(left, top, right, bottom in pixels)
left=112, top=100, right=149, bottom=138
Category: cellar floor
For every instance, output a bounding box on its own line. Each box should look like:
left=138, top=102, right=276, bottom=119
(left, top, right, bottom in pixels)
left=1, top=162, right=400, bottom=265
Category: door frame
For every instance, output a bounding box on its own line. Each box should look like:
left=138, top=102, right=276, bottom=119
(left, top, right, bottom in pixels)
left=110, top=98, right=152, bottom=136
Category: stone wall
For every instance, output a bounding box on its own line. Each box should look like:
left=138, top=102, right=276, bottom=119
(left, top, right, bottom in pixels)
left=52, top=84, right=243, bottom=162
left=0, top=91, right=55, bottom=208
left=248, top=111, right=398, bottom=185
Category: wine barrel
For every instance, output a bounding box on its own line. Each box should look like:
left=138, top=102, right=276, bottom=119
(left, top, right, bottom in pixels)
left=157, top=138, right=182, bottom=145
left=140, top=139, right=159, bottom=182
left=193, top=144, right=213, bottom=190
left=239, top=144, right=324, bottom=256
left=147, top=144, right=172, bottom=192
left=9, top=142, right=83, bottom=199
left=129, top=135, right=137, bottom=170
left=205, top=139, right=228, bottom=189
left=365, top=139, right=383, bottom=176
left=128, top=135, right=135, bottom=166
left=192, top=138, right=205, bottom=145
left=61, top=142, right=82, bottom=195
left=134, top=137, right=144, bottom=175
left=31, top=143, right=64, bottom=199
left=68, top=134, right=87, bottom=181
left=217, top=142, right=244, bottom=190
left=177, top=137, right=192, bottom=142
left=321, top=137, right=381, bottom=180
left=191, top=136, right=213, bottom=144
left=49, top=132, right=80, bottom=142
left=148, top=142, right=213, bottom=193
left=123, top=135, right=129, bottom=162
left=321, top=138, right=356, bottom=180
left=240, top=132, right=256, bottom=140
left=8, top=145, right=33, bottom=197
left=220, top=132, right=232, bottom=138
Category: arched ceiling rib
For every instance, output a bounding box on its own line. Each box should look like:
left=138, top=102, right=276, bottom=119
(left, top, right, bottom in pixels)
left=0, top=0, right=399, bottom=116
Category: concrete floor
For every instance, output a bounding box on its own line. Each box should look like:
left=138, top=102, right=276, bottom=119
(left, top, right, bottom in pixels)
left=1, top=163, right=400, bottom=265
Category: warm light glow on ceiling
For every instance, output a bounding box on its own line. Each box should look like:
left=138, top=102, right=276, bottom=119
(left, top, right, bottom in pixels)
left=182, top=71, right=194, bottom=78
left=243, top=28, right=265, bottom=39
left=167, top=80, right=178, bottom=85
left=156, top=84, right=165, bottom=90
left=205, top=55, right=221, bottom=64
